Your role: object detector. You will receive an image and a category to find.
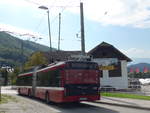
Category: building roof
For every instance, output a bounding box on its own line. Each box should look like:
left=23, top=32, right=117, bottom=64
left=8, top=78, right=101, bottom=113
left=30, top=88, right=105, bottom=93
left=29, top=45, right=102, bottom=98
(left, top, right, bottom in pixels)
left=42, top=50, right=82, bottom=63
left=88, top=42, right=132, bottom=62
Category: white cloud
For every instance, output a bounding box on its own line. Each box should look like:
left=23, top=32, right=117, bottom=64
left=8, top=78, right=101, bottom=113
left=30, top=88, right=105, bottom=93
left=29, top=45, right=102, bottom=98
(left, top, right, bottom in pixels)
left=121, top=48, right=150, bottom=58
left=28, top=0, right=150, bottom=28
left=0, top=23, right=43, bottom=38
left=0, top=23, right=59, bottom=48
left=2, top=0, right=150, bottom=37
left=80, top=0, right=150, bottom=28
left=0, top=0, right=37, bottom=8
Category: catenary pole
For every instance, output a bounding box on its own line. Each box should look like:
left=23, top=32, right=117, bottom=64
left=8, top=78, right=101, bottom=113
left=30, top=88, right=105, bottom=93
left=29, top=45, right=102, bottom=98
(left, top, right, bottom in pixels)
left=80, top=2, right=85, bottom=55
left=47, top=10, right=52, bottom=52
left=58, top=13, right=61, bottom=51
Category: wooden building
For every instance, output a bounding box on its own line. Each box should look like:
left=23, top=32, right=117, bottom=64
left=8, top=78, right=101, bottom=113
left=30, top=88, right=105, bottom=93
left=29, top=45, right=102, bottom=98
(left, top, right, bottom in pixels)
left=35, top=41, right=131, bottom=89
left=88, top=42, right=132, bottom=89
left=42, top=51, right=82, bottom=63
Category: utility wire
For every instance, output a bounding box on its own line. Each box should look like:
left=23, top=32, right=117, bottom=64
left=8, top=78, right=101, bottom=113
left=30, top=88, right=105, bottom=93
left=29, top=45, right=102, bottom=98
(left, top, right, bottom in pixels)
left=34, top=14, right=45, bottom=32
left=24, top=0, right=40, bottom=5
left=28, top=0, right=80, bottom=44
left=42, top=2, right=79, bottom=33
left=40, top=5, right=71, bottom=34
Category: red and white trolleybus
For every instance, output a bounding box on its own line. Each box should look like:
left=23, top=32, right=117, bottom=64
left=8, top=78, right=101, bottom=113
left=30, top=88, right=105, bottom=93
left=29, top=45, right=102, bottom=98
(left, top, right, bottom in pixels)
left=17, top=61, right=100, bottom=103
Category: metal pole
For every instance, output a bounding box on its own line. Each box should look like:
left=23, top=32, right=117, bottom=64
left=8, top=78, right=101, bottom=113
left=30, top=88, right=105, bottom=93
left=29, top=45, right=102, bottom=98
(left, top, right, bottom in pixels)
left=47, top=10, right=52, bottom=52
left=80, top=2, right=85, bottom=55
left=20, top=40, right=23, bottom=72
left=58, top=13, right=61, bottom=51
left=32, top=66, right=38, bottom=97
left=0, top=85, right=1, bottom=101
left=0, top=74, right=3, bottom=101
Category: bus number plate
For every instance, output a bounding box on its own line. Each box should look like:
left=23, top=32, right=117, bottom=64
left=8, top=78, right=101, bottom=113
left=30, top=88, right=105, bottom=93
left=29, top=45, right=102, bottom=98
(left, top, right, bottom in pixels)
left=79, top=98, right=87, bottom=101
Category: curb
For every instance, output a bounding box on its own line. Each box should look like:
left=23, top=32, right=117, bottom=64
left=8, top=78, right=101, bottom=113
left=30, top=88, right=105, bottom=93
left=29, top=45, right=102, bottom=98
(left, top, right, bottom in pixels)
left=94, top=101, right=150, bottom=111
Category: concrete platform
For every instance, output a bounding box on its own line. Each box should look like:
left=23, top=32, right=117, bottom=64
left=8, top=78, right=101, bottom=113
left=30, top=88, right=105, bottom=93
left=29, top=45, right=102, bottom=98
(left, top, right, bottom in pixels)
left=96, top=96, right=150, bottom=110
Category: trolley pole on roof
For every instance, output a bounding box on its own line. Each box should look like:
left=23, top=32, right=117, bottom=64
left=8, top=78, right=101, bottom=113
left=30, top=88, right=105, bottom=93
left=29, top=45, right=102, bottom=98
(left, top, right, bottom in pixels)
left=80, top=2, right=85, bottom=55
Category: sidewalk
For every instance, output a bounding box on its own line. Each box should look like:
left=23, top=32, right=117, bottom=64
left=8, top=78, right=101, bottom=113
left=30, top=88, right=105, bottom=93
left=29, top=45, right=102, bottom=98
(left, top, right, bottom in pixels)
left=96, top=96, right=150, bottom=110
left=1, top=86, right=17, bottom=94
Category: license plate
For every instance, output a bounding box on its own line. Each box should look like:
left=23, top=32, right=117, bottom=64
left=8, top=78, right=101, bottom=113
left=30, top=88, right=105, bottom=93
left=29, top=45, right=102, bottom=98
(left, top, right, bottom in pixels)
left=79, top=98, right=87, bottom=101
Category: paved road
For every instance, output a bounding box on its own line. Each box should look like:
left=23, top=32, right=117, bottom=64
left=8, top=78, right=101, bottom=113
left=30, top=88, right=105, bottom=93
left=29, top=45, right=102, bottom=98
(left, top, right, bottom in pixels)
left=0, top=95, right=149, bottom=113
left=0, top=87, right=150, bottom=113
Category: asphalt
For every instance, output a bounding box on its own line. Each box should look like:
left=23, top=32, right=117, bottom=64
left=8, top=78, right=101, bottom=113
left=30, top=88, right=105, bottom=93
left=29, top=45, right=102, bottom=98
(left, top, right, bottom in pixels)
left=1, top=86, right=150, bottom=110
left=96, top=96, right=150, bottom=110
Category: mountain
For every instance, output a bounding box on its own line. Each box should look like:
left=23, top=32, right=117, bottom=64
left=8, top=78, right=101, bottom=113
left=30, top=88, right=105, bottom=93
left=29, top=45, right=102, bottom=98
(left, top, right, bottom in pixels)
left=128, top=63, right=150, bottom=72
left=129, top=58, right=150, bottom=65
left=0, top=31, right=51, bottom=67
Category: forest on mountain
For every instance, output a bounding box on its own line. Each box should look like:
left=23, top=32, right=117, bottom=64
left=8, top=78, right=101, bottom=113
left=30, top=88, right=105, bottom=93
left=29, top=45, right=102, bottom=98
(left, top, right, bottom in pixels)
left=128, top=63, right=150, bottom=78
left=0, top=31, right=50, bottom=67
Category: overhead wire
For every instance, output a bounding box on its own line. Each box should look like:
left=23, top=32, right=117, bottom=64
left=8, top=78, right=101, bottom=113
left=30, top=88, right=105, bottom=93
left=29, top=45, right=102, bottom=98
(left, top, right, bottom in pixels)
left=24, top=0, right=80, bottom=32
left=24, top=0, right=81, bottom=45
left=33, top=0, right=61, bottom=39
left=40, top=0, right=80, bottom=35
left=24, top=0, right=41, bottom=6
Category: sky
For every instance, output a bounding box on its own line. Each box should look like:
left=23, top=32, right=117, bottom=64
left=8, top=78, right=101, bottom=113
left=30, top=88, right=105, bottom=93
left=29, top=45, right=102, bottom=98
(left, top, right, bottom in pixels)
left=0, top=0, right=150, bottom=59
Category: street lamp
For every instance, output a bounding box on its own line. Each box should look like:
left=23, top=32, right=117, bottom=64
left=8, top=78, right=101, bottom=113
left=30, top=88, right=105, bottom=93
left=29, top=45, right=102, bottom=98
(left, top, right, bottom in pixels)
left=39, top=6, right=52, bottom=52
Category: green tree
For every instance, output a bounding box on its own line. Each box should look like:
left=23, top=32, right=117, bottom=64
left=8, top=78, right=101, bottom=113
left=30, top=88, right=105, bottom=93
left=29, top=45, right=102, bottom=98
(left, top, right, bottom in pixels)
left=10, top=68, right=19, bottom=85
left=0, top=68, right=8, bottom=86
left=24, top=52, right=48, bottom=69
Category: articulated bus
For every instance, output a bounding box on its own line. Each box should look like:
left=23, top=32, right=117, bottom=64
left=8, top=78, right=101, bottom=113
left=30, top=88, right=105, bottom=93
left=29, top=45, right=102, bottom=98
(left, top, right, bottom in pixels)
left=17, top=61, right=100, bottom=103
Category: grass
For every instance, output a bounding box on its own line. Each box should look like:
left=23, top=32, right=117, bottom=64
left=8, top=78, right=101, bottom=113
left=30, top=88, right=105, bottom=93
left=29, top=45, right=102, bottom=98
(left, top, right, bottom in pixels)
left=0, top=94, right=18, bottom=104
left=101, top=92, right=150, bottom=101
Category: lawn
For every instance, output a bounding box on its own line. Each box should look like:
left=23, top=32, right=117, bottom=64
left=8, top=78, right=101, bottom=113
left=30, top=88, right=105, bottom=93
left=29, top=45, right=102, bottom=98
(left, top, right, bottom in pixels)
left=0, top=94, right=17, bottom=104
left=101, top=92, right=150, bottom=101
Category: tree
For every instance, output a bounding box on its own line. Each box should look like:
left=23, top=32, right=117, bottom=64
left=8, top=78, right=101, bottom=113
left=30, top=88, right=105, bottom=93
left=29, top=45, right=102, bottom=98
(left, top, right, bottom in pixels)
left=10, top=68, right=19, bottom=85
left=24, top=52, right=48, bottom=69
left=0, top=68, right=8, bottom=86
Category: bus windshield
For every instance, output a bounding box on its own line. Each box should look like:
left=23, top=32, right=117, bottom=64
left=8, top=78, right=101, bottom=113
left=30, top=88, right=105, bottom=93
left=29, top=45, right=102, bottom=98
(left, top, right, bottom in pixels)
left=66, top=61, right=98, bottom=70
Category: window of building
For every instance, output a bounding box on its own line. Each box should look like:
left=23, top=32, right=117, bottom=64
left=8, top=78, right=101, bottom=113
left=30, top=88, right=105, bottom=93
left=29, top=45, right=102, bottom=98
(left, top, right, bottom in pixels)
left=100, top=70, right=103, bottom=78
left=109, top=62, right=121, bottom=77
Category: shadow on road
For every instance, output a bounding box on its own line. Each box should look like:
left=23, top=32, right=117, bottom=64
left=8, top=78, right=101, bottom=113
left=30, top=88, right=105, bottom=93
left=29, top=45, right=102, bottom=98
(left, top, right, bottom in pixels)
left=18, top=95, right=119, bottom=113
left=46, top=101, right=119, bottom=113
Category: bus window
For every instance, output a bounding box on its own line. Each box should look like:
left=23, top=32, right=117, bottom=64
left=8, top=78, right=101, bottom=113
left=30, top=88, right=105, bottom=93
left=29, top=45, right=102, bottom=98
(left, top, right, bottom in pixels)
left=36, top=69, right=61, bottom=87
left=66, top=62, right=98, bottom=70
left=17, top=75, right=32, bottom=86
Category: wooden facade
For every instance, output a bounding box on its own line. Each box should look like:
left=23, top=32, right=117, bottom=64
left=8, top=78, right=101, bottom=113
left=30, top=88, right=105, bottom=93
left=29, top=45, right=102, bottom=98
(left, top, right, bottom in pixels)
left=88, top=42, right=132, bottom=89
left=88, top=42, right=131, bottom=62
